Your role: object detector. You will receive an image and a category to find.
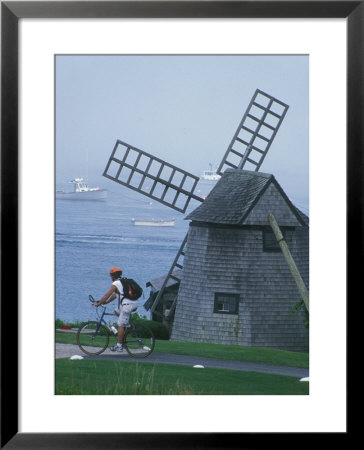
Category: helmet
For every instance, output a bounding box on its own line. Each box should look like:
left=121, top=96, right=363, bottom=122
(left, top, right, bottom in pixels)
left=110, top=267, right=122, bottom=275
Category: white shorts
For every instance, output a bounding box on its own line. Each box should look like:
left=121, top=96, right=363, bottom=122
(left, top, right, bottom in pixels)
left=114, top=301, right=138, bottom=326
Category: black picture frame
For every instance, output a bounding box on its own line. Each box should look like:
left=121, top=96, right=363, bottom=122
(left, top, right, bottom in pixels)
left=1, top=1, right=356, bottom=447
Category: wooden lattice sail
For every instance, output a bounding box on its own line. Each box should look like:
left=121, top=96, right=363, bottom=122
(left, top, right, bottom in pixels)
left=217, top=89, right=289, bottom=174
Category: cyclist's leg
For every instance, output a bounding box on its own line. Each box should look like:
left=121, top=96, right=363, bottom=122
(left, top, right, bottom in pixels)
left=109, top=308, right=124, bottom=351
left=116, top=307, right=128, bottom=343
left=110, top=304, right=133, bottom=350
left=117, top=302, right=137, bottom=343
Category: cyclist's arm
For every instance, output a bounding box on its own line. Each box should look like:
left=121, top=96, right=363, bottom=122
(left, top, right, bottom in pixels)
left=105, top=293, right=117, bottom=304
left=94, top=285, right=117, bottom=306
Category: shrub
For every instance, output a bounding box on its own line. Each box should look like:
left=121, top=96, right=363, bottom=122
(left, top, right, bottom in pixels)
left=68, top=320, right=82, bottom=328
left=131, top=314, right=169, bottom=340
left=291, top=299, right=309, bottom=329
left=56, top=315, right=169, bottom=339
left=55, top=318, right=64, bottom=329
left=131, top=312, right=148, bottom=321
left=55, top=318, right=82, bottom=329
left=142, top=320, right=169, bottom=340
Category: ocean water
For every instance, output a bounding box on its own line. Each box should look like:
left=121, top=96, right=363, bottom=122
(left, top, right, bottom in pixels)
left=55, top=180, right=215, bottom=324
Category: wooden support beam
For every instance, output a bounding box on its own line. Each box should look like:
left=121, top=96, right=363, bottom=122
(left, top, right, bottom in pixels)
left=268, top=213, right=309, bottom=311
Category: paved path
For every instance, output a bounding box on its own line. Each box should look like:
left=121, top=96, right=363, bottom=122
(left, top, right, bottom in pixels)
left=56, top=343, right=309, bottom=378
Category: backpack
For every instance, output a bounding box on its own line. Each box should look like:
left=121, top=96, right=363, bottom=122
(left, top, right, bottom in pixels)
left=120, top=277, right=143, bottom=300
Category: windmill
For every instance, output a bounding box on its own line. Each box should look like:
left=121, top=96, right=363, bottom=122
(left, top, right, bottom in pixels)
left=103, top=89, right=289, bottom=324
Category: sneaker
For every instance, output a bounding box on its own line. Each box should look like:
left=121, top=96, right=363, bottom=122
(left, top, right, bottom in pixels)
left=110, top=344, right=123, bottom=352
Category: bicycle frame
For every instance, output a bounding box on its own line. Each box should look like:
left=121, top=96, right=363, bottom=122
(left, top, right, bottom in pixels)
left=92, top=305, right=115, bottom=337
left=93, top=304, right=135, bottom=338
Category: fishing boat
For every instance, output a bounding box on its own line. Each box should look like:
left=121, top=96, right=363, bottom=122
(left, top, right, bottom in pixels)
left=131, top=218, right=175, bottom=227
left=56, top=178, right=107, bottom=200
left=200, top=164, right=221, bottom=181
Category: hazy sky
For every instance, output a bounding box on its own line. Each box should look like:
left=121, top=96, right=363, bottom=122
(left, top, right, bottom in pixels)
left=56, top=55, right=309, bottom=213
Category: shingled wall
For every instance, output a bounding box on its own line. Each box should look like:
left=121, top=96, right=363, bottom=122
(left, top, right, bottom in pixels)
left=169, top=170, right=309, bottom=352
left=171, top=223, right=309, bottom=351
left=245, top=183, right=302, bottom=226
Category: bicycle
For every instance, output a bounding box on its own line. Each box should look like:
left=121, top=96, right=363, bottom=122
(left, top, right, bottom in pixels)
left=76, top=295, right=155, bottom=358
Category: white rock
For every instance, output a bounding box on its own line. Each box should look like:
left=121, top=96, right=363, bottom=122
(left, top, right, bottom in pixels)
left=70, top=355, right=84, bottom=360
left=193, top=365, right=204, bottom=368
left=300, top=377, right=309, bottom=382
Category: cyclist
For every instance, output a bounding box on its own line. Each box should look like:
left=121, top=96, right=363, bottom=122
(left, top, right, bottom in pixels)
left=92, top=267, right=138, bottom=352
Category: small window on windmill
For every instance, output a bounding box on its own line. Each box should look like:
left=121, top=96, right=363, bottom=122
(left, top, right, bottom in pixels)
left=263, top=228, right=284, bottom=252
left=213, top=293, right=239, bottom=315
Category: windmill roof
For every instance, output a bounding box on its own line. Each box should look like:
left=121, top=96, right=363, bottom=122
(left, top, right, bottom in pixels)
left=185, top=169, right=306, bottom=226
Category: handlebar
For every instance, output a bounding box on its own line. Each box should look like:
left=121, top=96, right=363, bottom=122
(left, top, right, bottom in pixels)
left=89, top=295, right=108, bottom=311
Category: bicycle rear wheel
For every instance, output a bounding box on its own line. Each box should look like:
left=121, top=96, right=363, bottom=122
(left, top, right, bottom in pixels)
left=77, top=321, right=110, bottom=356
left=124, top=323, right=155, bottom=358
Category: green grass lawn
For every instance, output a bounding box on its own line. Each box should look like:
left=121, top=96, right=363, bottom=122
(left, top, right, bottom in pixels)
left=154, top=340, right=308, bottom=368
left=55, top=359, right=309, bottom=395
left=56, top=331, right=308, bottom=368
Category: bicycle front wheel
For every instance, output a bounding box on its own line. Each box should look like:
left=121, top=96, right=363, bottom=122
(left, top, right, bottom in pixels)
left=77, top=321, right=110, bottom=356
left=124, top=324, right=155, bottom=358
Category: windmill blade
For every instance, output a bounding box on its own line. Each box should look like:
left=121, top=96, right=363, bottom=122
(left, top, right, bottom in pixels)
left=103, top=140, right=203, bottom=213
left=217, top=89, right=289, bottom=174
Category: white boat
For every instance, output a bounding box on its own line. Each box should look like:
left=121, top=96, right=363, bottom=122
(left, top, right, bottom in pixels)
left=201, top=164, right=221, bottom=181
left=56, top=178, right=107, bottom=200
left=131, top=218, right=175, bottom=227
